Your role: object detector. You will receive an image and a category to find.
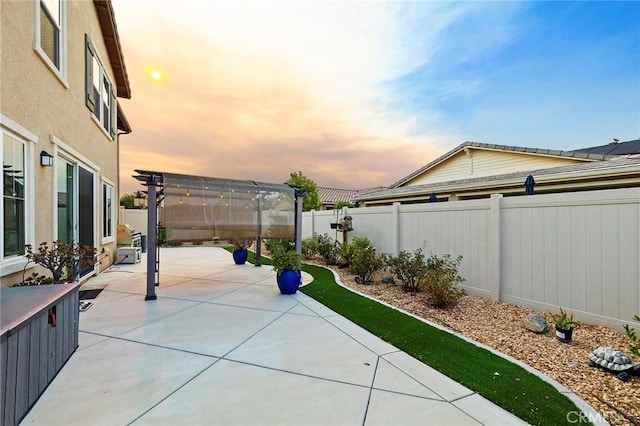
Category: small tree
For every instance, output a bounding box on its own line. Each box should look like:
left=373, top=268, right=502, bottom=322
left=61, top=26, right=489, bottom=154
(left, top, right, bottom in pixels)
left=15, top=241, right=96, bottom=286
left=120, top=194, right=134, bottom=208
left=286, top=171, right=321, bottom=212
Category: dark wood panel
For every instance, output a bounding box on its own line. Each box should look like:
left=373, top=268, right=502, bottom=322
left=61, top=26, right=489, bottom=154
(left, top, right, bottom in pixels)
left=5, top=333, right=18, bottom=425
left=28, top=319, right=41, bottom=407
left=38, top=313, right=48, bottom=395
left=1, top=335, right=7, bottom=426
left=15, top=327, right=30, bottom=423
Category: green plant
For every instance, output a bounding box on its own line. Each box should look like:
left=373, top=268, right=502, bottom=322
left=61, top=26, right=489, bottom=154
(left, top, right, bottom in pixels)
left=384, top=248, right=429, bottom=293
left=15, top=240, right=96, bottom=286
left=286, top=171, right=322, bottom=211
left=334, top=201, right=354, bottom=209
left=550, top=307, right=578, bottom=330
left=271, top=247, right=303, bottom=274
left=264, top=238, right=294, bottom=254
left=341, top=236, right=372, bottom=266
left=350, top=245, right=385, bottom=284
left=423, top=254, right=465, bottom=307
left=623, top=314, right=640, bottom=357
left=230, top=238, right=253, bottom=250
left=168, top=241, right=183, bottom=247
left=157, top=227, right=167, bottom=245
left=301, top=237, right=318, bottom=260
left=314, top=233, right=342, bottom=265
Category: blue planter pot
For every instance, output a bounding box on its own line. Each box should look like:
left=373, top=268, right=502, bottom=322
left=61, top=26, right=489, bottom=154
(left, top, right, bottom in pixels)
left=232, top=249, right=248, bottom=265
left=277, top=269, right=301, bottom=294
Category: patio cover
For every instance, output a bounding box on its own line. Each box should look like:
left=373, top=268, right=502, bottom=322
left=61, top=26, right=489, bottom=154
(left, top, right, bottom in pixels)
left=162, top=173, right=295, bottom=242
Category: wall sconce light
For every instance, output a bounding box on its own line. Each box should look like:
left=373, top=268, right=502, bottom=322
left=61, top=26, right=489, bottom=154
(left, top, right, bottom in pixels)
left=40, top=151, right=54, bottom=167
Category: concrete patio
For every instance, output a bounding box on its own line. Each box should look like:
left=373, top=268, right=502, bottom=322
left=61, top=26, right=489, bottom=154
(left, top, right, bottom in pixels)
left=21, top=246, right=526, bottom=425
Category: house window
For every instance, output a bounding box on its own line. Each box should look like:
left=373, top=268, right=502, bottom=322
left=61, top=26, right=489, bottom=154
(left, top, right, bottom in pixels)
left=102, top=182, right=114, bottom=240
left=2, top=135, right=26, bottom=258
left=37, top=0, right=65, bottom=75
left=85, top=36, right=116, bottom=138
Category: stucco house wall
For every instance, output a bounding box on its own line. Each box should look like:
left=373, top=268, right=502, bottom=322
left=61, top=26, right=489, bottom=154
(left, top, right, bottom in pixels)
left=1, top=0, right=131, bottom=285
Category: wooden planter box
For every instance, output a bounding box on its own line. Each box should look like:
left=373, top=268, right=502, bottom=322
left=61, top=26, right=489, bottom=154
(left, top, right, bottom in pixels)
left=1, top=283, right=80, bottom=426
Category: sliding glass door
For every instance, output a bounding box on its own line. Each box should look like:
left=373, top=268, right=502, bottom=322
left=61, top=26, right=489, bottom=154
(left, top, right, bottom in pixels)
left=57, top=156, right=95, bottom=278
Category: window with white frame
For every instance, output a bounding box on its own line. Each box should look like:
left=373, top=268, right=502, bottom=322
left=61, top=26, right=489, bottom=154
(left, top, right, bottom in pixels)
left=102, top=181, right=114, bottom=240
left=2, top=134, right=26, bottom=258
left=38, top=0, right=65, bottom=72
left=85, top=35, right=116, bottom=138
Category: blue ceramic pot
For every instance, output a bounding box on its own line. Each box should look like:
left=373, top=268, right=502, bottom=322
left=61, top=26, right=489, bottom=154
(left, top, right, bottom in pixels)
left=232, top=249, right=248, bottom=265
left=277, top=269, right=301, bottom=294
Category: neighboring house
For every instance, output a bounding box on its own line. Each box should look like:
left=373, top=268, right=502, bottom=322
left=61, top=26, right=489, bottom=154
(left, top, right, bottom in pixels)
left=1, top=0, right=132, bottom=286
left=317, top=186, right=383, bottom=210
left=354, top=139, right=640, bottom=206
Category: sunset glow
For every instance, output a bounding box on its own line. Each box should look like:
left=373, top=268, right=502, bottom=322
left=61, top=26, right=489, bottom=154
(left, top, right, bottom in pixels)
left=111, top=0, right=640, bottom=196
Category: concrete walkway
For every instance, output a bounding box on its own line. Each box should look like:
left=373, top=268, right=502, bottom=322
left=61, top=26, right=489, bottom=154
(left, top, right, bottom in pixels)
left=22, top=247, right=526, bottom=425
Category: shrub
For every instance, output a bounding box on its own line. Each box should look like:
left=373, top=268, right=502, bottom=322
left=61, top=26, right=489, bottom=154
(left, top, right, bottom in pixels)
left=229, top=239, right=253, bottom=250
left=157, top=227, right=167, bottom=245
left=623, top=314, right=640, bottom=357
left=423, top=254, right=465, bottom=308
left=335, top=201, right=354, bottom=209
left=314, top=233, right=341, bottom=265
left=341, top=236, right=372, bottom=266
left=350, top=245, right=385, bottom=284
left=14, top=240, right=96, bottom=286
left=168, top=241, right=183, bottom=247
left=301, top=237, right=318, bottom=260
left=384, top=248, right=429, bottom=293
left=265, top=238, right=294, bottom=254
left=271, top=247, right=303, bottom=274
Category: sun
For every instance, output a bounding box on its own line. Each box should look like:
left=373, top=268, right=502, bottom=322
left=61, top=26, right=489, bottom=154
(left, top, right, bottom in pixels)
left=150, top=69, right=162, bottom=81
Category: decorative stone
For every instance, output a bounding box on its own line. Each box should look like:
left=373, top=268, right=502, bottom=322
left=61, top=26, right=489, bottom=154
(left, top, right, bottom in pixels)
left=588, top=347, right=634, bottom=372
left=524, top=313, right=548, bottom=333
left=381, top=276, right=395, bottom=284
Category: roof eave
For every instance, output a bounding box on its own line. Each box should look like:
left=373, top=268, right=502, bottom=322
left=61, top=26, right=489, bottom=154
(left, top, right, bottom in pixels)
left=390, top=141, right=614, bottom=189
left=93, top=0, right=131, bottom=99
left=117, top=102, right=132, bottom=133
left=355, top=163, right=640, bottom=202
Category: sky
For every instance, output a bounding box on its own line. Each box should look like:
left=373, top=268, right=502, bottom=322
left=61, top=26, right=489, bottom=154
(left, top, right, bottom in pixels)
left=112, top=0, right=640, bottom=196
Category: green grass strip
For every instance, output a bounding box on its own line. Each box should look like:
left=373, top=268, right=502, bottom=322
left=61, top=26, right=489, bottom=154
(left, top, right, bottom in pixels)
left=299, top=263, right=587, bottom=426
left=226, top=247, right=586, bottom=425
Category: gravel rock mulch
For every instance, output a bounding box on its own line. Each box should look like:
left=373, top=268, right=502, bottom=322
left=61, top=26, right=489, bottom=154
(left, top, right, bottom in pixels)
left=324, top=265, right=640, bottom=426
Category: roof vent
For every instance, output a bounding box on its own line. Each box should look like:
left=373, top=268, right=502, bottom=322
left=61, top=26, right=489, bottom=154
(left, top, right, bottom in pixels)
left=610, top=138, right=619, bottom=144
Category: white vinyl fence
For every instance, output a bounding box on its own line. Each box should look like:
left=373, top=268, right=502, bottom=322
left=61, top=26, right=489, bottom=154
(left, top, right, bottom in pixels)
left=119, top=207, right=148, bottom=236
left=302, top=188, right=640, bottom=329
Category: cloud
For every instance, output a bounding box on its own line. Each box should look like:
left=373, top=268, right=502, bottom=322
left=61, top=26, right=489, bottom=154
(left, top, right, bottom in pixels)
left=113, top=0, right=465, bottom=194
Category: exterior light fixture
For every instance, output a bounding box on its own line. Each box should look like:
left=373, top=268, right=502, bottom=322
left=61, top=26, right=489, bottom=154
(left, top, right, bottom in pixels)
left=40, top=151, right=54, bottom=167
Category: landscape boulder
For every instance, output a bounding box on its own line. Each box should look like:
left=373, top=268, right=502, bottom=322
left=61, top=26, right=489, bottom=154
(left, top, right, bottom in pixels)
left=524, top=313, right=548, bottom=333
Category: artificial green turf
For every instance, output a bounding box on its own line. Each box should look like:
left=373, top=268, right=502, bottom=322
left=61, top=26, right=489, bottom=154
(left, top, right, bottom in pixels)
left=226, top=247, right=586, bottom=425
left=299, top=263, right=587, bottom=426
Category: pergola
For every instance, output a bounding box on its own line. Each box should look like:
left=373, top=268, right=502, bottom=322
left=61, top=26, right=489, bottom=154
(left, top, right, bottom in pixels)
left=133, top=170, right=305, bottom=300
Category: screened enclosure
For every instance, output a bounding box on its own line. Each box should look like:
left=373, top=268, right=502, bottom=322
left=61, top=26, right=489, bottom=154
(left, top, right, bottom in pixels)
left=161, top=173, right=295, bottom=242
